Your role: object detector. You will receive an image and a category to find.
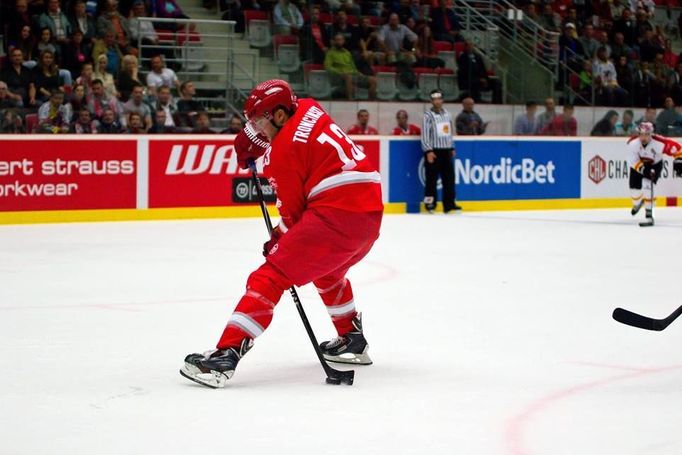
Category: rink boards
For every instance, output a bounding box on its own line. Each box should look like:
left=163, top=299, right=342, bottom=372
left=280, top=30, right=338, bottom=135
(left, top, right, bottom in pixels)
left=0, top=135, right=680, bottom=223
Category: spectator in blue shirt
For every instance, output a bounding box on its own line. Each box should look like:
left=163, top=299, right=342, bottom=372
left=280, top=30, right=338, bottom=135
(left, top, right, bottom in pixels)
left=273, top=0, right=303, bottom=35
left=513, top=101, right=538, bottom=135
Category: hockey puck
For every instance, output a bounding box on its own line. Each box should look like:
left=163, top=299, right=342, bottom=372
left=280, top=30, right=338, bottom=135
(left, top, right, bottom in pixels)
left=326, top=377, right=342, bottom=385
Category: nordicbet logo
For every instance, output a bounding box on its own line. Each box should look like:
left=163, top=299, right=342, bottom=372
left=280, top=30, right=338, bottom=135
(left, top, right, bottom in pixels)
left=455, top=158, right=556, bottom=185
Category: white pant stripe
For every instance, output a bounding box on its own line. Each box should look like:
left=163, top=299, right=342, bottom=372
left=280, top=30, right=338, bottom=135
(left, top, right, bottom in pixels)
left=316, top=279, right=345, bottom=294
left=326, top=299, right=355, bottom=317
left=228, top=312, right=265, bottom=338
left=308, top=171, right=381, bottom=200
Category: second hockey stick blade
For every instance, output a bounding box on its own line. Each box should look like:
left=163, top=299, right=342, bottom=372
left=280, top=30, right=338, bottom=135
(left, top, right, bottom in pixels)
left=612, top=304, right=682, bottom=331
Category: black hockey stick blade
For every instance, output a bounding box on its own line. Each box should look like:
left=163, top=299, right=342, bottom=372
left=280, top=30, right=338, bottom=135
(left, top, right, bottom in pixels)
left=326, top=369, right=354, bottom=385
left=612, top=305, right=682, bottom=331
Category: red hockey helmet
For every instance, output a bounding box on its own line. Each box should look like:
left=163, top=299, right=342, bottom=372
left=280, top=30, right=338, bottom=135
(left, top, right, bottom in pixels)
left=243, top=79, right=298, bottom=121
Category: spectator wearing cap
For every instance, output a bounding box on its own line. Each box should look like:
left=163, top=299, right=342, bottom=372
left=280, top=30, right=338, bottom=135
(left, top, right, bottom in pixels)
left=68, top=0, right=96, bottom=43
left=37, top=90, right=72, bottom=133
left=541, top=104, right=577, bottom=136
left=559, top=22, right=584, bottom=69
left=421, top=89, right=460, bottom=213
left=514, top=101, right=538, bottom=135
left=273, top=0, right=304, bottom=35
left=70, top=108, right=97, bottom=133
left=146, top=55, right=180, bottom=97
left=456, top=97, right=487, bottom=135
left=378, top=13, right=418, bottom=65
left=38, top=0, right=71, bottom=46
left=347, top=109, right=378, bottom=135
left=430, top=0, right=463, bottom=43
left=324, top=34, right=377, bottom=100
left=393, top=110, right=421, bottom=135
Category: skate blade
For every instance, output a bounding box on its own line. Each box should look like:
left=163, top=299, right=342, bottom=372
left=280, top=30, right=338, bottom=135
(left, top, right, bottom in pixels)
left=323, top=348, right=373, bottom=366
left=639, top=220, right=655, bottom=227
left=179, top=365, right=229, bottom=389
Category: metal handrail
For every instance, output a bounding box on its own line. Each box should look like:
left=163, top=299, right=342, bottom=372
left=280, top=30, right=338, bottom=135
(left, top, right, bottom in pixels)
left=559, top=46, right=596, bottom=105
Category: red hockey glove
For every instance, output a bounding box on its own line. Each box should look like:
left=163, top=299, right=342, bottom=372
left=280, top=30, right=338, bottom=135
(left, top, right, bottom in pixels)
left=234, top=123, right=270, bottom=170
left=263, top=225, right=283, bottom=257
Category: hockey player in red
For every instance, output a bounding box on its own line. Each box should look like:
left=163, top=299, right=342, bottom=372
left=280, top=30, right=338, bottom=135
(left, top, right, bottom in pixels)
left=180, top=80, right=383, bottom=388
left=627, top=122, right=682, bottom=224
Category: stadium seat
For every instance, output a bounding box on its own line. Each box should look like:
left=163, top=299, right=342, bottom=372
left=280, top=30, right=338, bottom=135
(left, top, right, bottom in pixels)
left=277, top=44, right=301, bottom=73
left=24, top=114, right=38, bottom=133
left=177, top=31, right=204, bottom=72
left=373, top=66, right=397, bottom=101
left=366, top=16, right=381, bottom=26
left=433, top=41, right=452, bottom=52
left=437, top=69, right=459, bottom=101
left=454, top=42, right=466, bottom=56
left=438, top=51, right=457, bottom=72
left=304, top=64, right=332, bottom=99
left=245, top=11, right=271, bottom=48
left=319, top=12, right=333, bottom=25
left=415, top=68, right=439, bottom=101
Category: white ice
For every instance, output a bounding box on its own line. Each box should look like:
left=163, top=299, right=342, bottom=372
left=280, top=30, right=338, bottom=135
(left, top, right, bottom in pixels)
left=2, top=208, right=682, bottom=455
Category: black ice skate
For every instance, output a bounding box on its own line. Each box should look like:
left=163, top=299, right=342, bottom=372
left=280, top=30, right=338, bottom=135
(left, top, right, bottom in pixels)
left=639, top=208, right=654, bottom=227
left=631, top=200, right=644, bottom=216
left=320, top=313, right=372, bottom=365
left=180, top=338, right=253, bottom=388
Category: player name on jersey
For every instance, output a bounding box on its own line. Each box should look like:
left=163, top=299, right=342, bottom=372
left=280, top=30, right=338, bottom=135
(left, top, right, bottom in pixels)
left=293, top=105, right=325, bottom=144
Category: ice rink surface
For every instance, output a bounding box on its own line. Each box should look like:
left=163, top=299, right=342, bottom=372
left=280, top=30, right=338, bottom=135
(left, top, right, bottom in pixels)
left=2, top=208, right=682, bottom=455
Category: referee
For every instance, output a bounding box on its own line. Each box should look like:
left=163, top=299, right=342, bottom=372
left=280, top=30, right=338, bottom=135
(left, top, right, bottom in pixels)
left=421, top=89, right=461, bottom=213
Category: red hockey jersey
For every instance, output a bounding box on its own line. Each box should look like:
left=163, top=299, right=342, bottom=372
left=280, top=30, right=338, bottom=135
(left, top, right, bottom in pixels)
left=392, top=124, right=422, bottom=136
left=263, top=98, right=383, bottom=231
left=347, top=124, right=378, bottom=135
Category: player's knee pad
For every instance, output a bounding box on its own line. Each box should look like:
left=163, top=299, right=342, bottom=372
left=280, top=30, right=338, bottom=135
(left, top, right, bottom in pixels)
left=629, top=168, right=643, bottom=190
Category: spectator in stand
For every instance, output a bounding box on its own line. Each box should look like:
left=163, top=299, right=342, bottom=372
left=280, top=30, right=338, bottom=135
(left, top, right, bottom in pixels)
left=414, top=25, right=445, bottom=69
left=563, top=8, right=583, bottom=32
left=457, top=41, right=488, bottom=102
left=177, top=80, right=204, bottom=126
left=613, top=9, right=638, bottom=48
left=37, top=90, right=72, bottom=133
left=0, top=110, right=24, bottom=133
left=347, top=109, right=378, bottom=135
left=97, top=0, right=134, bottom=54
left=34, top=27, right=60, bottom=63
left=615, top=109, right=636, bottom=135
left=579, top=24, right=599, bottom=59
left=430, top=0, right=462, bottom=43
left=637, top=106, right=657, bottom=128
left=513, top=101, right=538, bottom=135
left=62, top=30, right=92, bottom=79
left=456, top=97, right=486, bottom=135
left=129, top=0, right=174, bottom=61
left=117, top=54, right=143, bottom=102
left=300, top=6, right=329, bottom=65
left=93, top=53, right=118, bottom=98
left=123, top=84, right=152, bottom=131
left=656, top=96, right=676, bottom=134
left=324, top=34, right=377, bottom=100
left=151, top=0, right=192, bottom=25
left=0, top=82, right=22, bottom=110
left=149, top=109, right=175, bottom=133
left=330, top=11, right=359, bottom=51
left=92, top=30, right=124, bottom=75
left=356, top=16, right=382, bottom=66
left=650, top=52, right=671, bottom=106
left=635, top=8, right=654, bottom=37
left=639, top=29, right=663, bottom=63
left=578, top=59, right=594, bottom=101
left=593, top=47, right=628, bottom=106
left=559, top=23, right=584, bottom=70
left=614, top=55, right=634, bottom=104
left=392, top=109, right=421, bottom=135
left=97, top=107, right=123, bottom=133
left=69, top=84, right=88, bottom=118
left=609, top=0, right=626, bottom=21
left=38, top=0, right=71, bottom=49
left=6, top=0, right=32, bottom=51
left=223, top=114, right=244, bottom=133
left=378, top=13, right=418, bottom=65
left=590, top=110, right=619, bottom=136
left=273, top=0, right=304, bottom=35
left=610, top=32, right=632, bottom=62
left=0, top=50, right=31, bottom=106
left=154, top=86, right=179, bottom=127
left=535, top=97, right=557, bottom=132
left=539, top=4, right=559, bottom=31
left=596, top=31, right=611, bottom=58
left=70, top=108, right=97, bottom=133
left=11, top=25, right=36, bottom=62
left=31, top=50, right=63, bottom=105
left=633, top=60, right=655, bottom=106
left=88, top=79, right=121, bottom=120
left=146, top=55, right=180, bottom=97
left=68, top=0, right=96, bottom=43
left=76, top=62, right=95, bottom=98
left=669, top=62, right=682, bottom=105
left=126, top=112, right=146, bottom=133
left=663, top=38, right=677, bottom=69
left=541, top=104, right=577, bottom=136
left=192, top=111, right=215, bottom=134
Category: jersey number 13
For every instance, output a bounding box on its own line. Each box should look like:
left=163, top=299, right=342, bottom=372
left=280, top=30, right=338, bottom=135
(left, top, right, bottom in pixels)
left=317, top=123, right=367, bottom=171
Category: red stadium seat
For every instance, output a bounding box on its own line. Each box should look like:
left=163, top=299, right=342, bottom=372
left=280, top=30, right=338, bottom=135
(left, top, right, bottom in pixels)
left=372, top=65, right=397, bottom=73
left=412, top=67, right=438, bottom=74
left=244, top=10, right=268, bottom=23
left=25, top=114, right=38, bottom=133
left=176, top=30, right=201, bottom=46
left=569, top=73, right=580, bottom=90
left=319, top=12, right=333, bottom=24
left=365, top=16, right=382, bottom=26
left=433, top=41, right=453, bottom=52
left=347, top=15, right=359, bottom=25
left=454, top=42, right=466, bottom=56
left=435, top=67, right=454, bottom=74
left=274, top=34, right=298, bottom=50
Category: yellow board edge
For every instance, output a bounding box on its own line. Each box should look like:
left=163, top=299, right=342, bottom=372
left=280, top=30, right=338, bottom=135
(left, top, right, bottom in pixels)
left=419, top=197, right=680, bottom=213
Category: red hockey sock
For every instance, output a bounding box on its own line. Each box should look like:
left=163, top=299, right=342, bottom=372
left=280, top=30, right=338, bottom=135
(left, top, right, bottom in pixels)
left=316, top=278, right=357, bottom=336
left=216, top=262, right=292, bottom=350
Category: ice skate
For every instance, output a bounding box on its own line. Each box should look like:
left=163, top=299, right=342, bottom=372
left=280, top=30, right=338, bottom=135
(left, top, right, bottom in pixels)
left=631, top=200, right=643, bottom=216
left=320, top=313, right=372, bottom=365
left=180, top=339, right=253, bottom=388
left=639, top=208, right=654, bottom=227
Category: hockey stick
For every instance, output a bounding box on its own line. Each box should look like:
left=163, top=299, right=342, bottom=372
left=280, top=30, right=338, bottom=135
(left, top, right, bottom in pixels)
left=639, top=171, right=655, bottom=227
left=612, top=304, right=682, bottom=331
left=248, top=161, right=354, bottom=386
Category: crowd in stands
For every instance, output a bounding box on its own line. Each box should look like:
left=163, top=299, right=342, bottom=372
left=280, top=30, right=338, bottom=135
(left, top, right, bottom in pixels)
left=0, top=0, right=232, bottom=133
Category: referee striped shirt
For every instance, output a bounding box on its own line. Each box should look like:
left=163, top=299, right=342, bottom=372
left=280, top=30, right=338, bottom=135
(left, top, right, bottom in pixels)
left=421, top=108, right=454, bottom=152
